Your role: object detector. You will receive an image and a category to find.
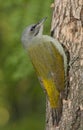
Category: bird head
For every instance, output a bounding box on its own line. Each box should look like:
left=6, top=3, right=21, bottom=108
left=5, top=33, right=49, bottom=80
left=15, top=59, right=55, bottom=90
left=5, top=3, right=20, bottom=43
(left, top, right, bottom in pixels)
left=21, top=17, right=47, bottom=48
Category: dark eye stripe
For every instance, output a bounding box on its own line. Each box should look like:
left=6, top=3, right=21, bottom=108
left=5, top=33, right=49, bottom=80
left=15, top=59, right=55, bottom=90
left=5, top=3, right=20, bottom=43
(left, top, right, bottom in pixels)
left=30, top=25, right=36, bottom=31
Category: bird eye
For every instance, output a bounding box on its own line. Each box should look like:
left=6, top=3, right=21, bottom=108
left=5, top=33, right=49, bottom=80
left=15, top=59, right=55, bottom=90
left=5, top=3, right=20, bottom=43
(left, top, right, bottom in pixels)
left=30, top=25, right=36, bottom=31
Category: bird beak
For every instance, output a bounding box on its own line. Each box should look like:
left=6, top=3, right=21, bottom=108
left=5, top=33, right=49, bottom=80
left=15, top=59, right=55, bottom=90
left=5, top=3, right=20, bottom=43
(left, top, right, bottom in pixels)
left=32, top=17, right=47, bottom=36
left=35, top=17, right=47, bottom=28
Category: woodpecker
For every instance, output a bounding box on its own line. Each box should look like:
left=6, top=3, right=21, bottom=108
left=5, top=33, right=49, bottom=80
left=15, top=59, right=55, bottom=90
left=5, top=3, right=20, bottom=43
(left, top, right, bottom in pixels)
left=21, top=17, right=67, bottom=125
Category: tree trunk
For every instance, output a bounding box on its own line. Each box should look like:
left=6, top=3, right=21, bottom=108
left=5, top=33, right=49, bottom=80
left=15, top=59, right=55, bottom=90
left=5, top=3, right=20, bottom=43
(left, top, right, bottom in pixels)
left=46, top=0, right=83, bottom=130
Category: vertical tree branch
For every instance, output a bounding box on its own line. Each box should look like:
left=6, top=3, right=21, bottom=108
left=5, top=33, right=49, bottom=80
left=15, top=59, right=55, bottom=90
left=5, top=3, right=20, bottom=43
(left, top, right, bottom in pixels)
left=46, top=0, right=83, bottom=129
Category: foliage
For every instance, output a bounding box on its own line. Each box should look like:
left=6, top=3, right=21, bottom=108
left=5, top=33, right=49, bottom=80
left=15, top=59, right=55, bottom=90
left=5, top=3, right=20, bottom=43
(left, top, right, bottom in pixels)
left=0, top=0, right=51, bottom=129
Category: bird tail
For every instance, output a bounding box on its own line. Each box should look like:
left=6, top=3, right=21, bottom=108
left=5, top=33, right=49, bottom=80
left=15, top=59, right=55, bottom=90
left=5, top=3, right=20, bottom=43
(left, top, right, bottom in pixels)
left=51, top=96, right=63, bottom=126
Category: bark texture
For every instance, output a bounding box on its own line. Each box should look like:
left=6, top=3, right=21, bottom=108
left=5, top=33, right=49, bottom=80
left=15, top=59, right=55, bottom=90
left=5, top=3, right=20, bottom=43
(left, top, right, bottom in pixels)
left=46, top=0, right=83, bottom=130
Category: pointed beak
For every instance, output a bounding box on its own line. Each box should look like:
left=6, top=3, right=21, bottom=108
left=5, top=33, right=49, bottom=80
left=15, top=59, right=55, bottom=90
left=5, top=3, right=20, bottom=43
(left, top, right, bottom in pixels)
left=32, top=17, right=47, bottom=36
left=35, top=17, right=47, bottom=28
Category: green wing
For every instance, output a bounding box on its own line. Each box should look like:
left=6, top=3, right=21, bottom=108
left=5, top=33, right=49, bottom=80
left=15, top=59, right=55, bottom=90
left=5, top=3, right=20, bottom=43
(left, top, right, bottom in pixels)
left=28, top=39, right=65, bottom=91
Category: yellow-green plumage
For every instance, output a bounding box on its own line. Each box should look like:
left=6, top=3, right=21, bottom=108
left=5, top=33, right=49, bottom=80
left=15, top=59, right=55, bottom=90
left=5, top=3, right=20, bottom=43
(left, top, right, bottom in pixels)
left=28, top=36, right=65, bottom=108
left=21, top=18, right=67, bottom=125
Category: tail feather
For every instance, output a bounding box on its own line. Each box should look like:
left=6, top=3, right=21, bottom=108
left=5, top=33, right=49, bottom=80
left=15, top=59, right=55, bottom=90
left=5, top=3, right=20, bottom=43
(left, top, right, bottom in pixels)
left=51, top=97, right=63, bottom=126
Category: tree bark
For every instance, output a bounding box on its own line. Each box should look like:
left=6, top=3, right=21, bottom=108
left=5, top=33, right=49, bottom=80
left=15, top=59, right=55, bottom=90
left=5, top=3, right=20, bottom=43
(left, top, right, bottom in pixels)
left=46, top=0, right=83, bottom=130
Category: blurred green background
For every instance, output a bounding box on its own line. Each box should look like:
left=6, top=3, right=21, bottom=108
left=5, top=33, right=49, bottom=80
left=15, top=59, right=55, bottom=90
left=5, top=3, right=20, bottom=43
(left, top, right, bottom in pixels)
left=0, top=0, right=52, bottom=129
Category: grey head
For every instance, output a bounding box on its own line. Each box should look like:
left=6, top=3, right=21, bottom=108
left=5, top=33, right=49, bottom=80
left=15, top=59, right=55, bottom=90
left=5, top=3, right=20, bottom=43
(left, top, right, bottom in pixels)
left=21, top=17, right=47, bottom=49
